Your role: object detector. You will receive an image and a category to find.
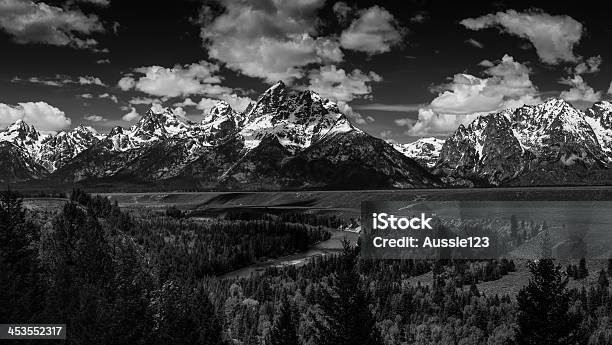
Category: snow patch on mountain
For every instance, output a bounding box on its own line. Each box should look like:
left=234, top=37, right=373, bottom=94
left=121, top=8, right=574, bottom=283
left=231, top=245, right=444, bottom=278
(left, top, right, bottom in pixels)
left=393, top=137, right=445, bottom=168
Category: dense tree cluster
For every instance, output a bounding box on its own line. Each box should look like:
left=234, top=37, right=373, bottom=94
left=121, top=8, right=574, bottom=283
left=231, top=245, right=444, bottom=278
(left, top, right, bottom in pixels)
left=2, top=190, right=612, bottom=345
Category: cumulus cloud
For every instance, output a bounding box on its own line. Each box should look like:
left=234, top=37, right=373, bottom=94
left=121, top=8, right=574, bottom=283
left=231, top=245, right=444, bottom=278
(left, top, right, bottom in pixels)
left=0, top=101, right=71, bottom=130
left=339, top=5, right=404, bottom=54
left=200, top=0, right=344, bottom=83
left=573, top=55, right=601, bottom=75
left=96, top=58, right=110, bottom=64
left=394, top=118, right=416, bottom=127
left=194, top=98, right=222, bottom=115
left=218, top=94, right=253, bottom=113
left=171, top=107, right=186, bottom=118
left=78, top=76, right=105, bottom=86
left=0, top=0, right=105, bottom=50
left=461, top=10, right=583, bottom=64
left=84, top=114, right=105, bottom=122
left=608, top=82, right=612, bottom=95
left=332, top=2, right=352, bottom=21
left=175, top=94, right=253, bottom=114
left=465, top=38, right=484, bottom=48
left=122, top=107, right=140, bottom=121
left=306, top=65, right=382, bottom=102
left=117, top=61, right=229, bottom=98
left=336, top=100, right=373, bottom=125
left=559, top=75, right=601, bottom=103
left=406, top=55, right=541, bottom=136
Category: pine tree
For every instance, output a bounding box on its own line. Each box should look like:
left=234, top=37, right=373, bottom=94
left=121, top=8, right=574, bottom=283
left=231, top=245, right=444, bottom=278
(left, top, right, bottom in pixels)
left=516, top=259, right=586, bottom=345
left=578, top=258, right=588, bottom=279
left=597, top=269, right=609, bottom=291
left=470, top=280, right=480, bottom=297
left=269, top=296, right=299, bottom=345
left=607, top=258, right=612, bottom=277
left=321, top=241, right=382, bottom=345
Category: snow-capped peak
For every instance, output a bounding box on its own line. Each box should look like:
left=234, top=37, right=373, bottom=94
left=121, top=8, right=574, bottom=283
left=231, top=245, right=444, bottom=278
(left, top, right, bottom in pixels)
left=240, top=84, right=356, bottom=151
left=130, top=106, right=191, bottom=140
left=4, top=119, right=40, bottom=140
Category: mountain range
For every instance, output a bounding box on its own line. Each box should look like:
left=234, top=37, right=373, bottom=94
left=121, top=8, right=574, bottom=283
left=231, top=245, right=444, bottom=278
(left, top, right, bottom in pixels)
left=2, top=82, right=611, bottom=190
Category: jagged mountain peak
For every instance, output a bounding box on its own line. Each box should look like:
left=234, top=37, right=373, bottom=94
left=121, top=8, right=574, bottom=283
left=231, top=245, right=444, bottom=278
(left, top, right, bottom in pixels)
left=4, top=119, right=40, bottom=140
left=108, top=126, right=124, bottom=136
left=131, top=106, right=190, bottom=140
left=205, top=101, right=235, bottom=122
left=586, top=100, right=612, bottom=128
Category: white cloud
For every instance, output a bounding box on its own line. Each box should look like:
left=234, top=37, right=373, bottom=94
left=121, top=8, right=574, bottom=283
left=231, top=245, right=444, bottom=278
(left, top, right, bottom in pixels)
left=339, top=6, right=404, bottom=54
left=76, top=0, right=110, bottom=7
left=559, top=75, right=601, bottom=103
left=403, top=108, right=481, bottom=136
left=96, top=58, right=110, bottom=64
left=173, top=98, right=198, bottom=108
left=129, top=97, right=161, bottom=105
left=608, top=82, right=612, bottom=95
left=200, top=0, right=343, bottom=83
left=0, top=0, right=105, bottom=49
left=172, top=107, right=186, bottom=118
left=218, top=94, right=253, bottom=113
left=355, top=103, right=423, bottom=112
left=461, top=10, right=583, bottom=64
left=195, top=98, right=222, bottom=115
left=84, top=114, right=105, bottom=122
left=336, top=101, right=372, bottom=125
left=78, top=76, right=105, bottom=86
left=573, top=55, right=601, bottom=75
left=394, top=118, right=416, bottom=127
left=182, top=94, right=253, bottom=115
left=118, top=76, right=135, bottom=91
left=13, top=74, right=105, bottom=87
left=122, top=107, right=140, bottom=121
left=332, top=2, right=352, bottom=21
left=98, top=93, right=118, bottom=103
left=0, top=101, right=71, bottom=130
left=410, top=12, right=428, bottom=23
left=117, top=62, right=229, bottom=98
left=465, top=38, right=484, bottom=48
left=407, top=55, right=541, bottom=136
left=306, top=65, right=382, bottom=102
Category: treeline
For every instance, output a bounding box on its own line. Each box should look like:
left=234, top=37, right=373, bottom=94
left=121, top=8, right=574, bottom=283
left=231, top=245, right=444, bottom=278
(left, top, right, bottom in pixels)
left=128, top=216, right=330, bottom=279
left=223, top=209, right=347, bottom=229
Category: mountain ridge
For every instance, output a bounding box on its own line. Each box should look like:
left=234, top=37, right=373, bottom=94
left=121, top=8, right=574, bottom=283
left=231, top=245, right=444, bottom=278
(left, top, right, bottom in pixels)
left=2, top=89, right=611, bottom=189
left=1, top=82, right=438, bottom=189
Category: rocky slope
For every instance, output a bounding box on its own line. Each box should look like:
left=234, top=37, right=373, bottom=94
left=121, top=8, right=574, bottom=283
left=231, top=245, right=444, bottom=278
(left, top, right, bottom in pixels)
left=435, top=99, right=612, bottom=186
left=393, top=137, right=445, bottom=169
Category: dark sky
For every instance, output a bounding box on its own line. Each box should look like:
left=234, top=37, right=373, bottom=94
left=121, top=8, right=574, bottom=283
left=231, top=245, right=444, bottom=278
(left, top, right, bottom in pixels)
left=1, top=0, right=611, bottom=143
